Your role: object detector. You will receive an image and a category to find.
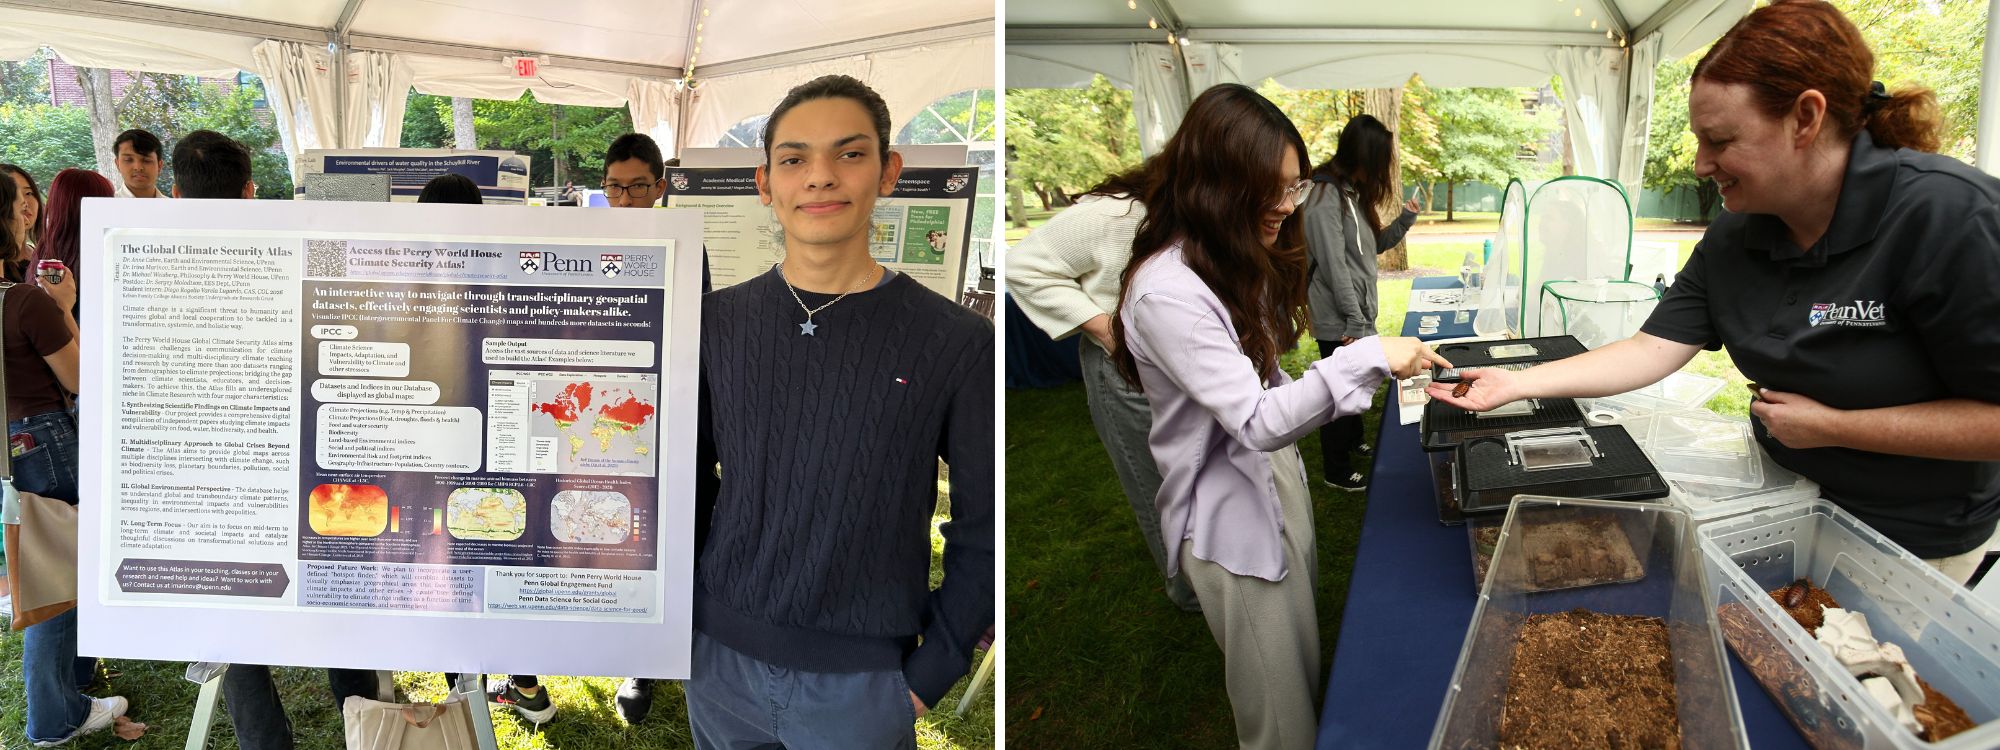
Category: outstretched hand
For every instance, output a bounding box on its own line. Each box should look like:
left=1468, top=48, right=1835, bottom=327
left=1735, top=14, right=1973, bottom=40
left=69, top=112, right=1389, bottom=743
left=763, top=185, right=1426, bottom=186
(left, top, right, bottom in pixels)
left=1425, top=368, right=1525, bottom=412
left=1381, top=337, right=1452, bottom=380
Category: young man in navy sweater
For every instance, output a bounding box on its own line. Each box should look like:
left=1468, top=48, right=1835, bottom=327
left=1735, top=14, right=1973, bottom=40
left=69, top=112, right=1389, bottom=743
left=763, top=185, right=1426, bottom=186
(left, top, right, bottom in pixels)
left=682, top=75, right=993, bottom=748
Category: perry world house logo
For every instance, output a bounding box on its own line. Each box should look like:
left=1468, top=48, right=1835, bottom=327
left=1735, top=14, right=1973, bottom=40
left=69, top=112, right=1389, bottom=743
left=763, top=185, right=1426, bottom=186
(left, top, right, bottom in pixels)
left=519, top=251, right=540, bottom=274
left=944, top=174, right=970, bottom=193
left=670, top=172, right=689, bottom=191
left=1808, top=299, right=1887, bottom=328
left=601, top=253, right=624, bottom=278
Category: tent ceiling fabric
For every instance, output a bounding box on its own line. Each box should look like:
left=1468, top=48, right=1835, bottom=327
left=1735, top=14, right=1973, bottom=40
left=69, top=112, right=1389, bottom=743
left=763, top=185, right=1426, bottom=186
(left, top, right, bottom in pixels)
left=1018, top=0, right=1675, bottom=35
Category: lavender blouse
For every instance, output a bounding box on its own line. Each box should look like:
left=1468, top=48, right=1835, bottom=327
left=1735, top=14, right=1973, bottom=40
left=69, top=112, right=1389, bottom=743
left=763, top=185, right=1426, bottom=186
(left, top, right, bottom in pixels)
left=1120, top=245, right=1390, bottom=582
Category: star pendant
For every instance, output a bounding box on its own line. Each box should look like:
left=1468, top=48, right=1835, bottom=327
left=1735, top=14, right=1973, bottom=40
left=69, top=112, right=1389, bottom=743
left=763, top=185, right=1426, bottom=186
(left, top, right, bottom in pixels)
left=799, top=319, right=818, bottom=336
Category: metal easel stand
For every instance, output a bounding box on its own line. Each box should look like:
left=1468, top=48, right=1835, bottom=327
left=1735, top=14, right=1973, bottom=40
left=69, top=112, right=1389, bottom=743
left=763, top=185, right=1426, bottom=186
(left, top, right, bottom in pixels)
left=179, top=664, right=501, bottom=750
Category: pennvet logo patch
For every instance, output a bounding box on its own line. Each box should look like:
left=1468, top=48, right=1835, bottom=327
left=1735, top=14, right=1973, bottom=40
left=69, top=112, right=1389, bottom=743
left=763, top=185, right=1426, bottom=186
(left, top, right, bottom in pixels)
left=1808, top=300, right=1886, bottom=328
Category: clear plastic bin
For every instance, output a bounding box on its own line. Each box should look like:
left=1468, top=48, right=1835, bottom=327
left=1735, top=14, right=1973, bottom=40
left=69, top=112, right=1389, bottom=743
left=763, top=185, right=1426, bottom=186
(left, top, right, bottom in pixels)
left=1646, top=410, right=1763, bottom=488
left=1698, top=500, right=2000, bottom=749
left=1431, top=496, right=1747, bottom=749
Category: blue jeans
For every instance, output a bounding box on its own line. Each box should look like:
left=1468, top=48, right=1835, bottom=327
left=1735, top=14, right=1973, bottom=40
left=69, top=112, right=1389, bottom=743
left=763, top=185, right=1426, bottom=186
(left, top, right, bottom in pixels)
left=11, top=409, right=79, bottom=505
left=22, top=609, right=100, bottom=743
left=17, top=410, right=93, bottom=743
left=683, top=632, right=916, bottom=750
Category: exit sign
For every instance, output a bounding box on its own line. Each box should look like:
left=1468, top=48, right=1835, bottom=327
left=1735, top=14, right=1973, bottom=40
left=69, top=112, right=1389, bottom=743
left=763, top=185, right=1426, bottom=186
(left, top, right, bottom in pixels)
left=510, top=56, right=538, bottom=78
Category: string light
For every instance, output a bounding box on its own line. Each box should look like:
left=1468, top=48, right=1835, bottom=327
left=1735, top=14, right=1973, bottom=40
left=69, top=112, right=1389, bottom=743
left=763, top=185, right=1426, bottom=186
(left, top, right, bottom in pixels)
left=1166, top=32, right=1176, bottom=43
left=1179, top=36, right=1190, bottom=46
left=1573, top=7, right=1582, bottom=16
left=1591, top=18, right=1598, bottom=29
left=1148, top=17, right=1158, bottom=28
left=1606, top=29, right=1614, bottom=39
left=1127, top=0, right=1136, bottom=8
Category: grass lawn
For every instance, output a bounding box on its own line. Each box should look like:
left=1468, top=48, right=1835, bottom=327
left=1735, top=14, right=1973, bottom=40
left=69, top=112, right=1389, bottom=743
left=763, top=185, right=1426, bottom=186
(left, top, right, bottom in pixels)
left=0, top=502, right=995, bottom=749
left=1005, top=234, right=1746, bottom=746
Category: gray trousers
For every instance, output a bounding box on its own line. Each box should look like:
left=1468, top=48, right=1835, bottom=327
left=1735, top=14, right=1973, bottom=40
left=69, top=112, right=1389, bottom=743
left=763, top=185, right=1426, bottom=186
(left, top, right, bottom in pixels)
left=1079, top=338, right=1199, bottom=610
left=1181, top=445, right=1321, bottom=750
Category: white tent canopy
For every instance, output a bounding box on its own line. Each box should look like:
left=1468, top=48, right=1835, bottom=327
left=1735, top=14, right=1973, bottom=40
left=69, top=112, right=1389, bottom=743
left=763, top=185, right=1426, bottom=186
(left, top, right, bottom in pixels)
left=1008, top=0, right=1757, bottom=201
left=0, top=0, right=994, bottom=179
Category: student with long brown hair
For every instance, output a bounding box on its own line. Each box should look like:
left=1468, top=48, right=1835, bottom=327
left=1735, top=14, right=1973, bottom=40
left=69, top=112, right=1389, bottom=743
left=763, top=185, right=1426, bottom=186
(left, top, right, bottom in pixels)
left=1300, top=114, right=1423, bottom=490
left=1113, top=83, right=1445, bottom=749
left=1433, top=0, right=2000, bottom=585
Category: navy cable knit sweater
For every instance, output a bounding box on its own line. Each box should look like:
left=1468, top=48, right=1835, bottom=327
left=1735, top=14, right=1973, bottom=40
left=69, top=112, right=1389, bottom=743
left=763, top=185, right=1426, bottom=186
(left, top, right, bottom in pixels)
left=693, top=266, right=994, bottom=706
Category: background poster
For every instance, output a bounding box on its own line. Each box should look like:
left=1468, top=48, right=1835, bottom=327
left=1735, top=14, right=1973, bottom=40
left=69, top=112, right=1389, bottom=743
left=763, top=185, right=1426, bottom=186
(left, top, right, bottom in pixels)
left=78, top=199, right=702, bottom=678
left=663, top=166, right=979, bottom=297
left=298, top=148, right=532, bottom=205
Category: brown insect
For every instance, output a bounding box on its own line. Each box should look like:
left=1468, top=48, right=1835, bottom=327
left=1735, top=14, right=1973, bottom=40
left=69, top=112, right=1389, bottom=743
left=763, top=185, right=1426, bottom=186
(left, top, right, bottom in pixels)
left=1452, top=381, right=1473, bottom=398
left=1782, top=578, right=1810, bottom=608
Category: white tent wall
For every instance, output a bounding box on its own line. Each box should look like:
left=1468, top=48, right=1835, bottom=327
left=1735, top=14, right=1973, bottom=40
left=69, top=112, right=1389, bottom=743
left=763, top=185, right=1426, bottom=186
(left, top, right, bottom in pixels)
left=1245, top=44, right=1560, bottom=90
left=683, top=55, right=872, bottom=150
left=344, top=50, right=414, bottom=150
left=1005, top=43, right=1135, bottom=89
left=1181, top=41, right=1242, bottom=94
left=872, top=35, right=997, bottom=144
left=1619, top=33, right=1665, bottom=213
left=0, top=6, right=259, bottom=78
left=1130, top=44, right=1186, bottom=157
left=404, top=56, right=643, bottom=108
left=627, top=80, right=683, bottom=158
left=1549, top=46, right=1628, bottom=180
left=250, top=40, right=340, bottom=184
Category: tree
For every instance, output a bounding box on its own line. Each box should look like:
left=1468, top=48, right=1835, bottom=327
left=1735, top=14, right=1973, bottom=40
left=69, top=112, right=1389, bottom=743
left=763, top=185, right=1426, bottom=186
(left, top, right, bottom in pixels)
left=1004, top=76, right=1140, bottom=211
left=399, top=92, right=452, bottom=148
left=1642, top=53, right=1718, bottom=221
left=1258, top=84, right=1364, bottom=166
left=1429, top=87, right=1549, bottom=220
left=0, top=104, right=95, bottom=182
left=1400, top=76, right=1443, bottom=210
left=0, top=50, right=49, bottom=108
left=469, top=92, right=632, bottom=189
left=1835, top=0, right=1987, bottom=161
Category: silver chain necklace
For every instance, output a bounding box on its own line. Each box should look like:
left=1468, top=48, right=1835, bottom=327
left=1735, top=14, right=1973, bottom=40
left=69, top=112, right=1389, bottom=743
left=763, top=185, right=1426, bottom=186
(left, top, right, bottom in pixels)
left=781, top=263, right=878, bottom=336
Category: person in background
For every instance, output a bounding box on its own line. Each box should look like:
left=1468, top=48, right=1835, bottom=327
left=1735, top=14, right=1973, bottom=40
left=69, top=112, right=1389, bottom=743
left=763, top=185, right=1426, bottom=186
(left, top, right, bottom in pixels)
left=1, top=164, right=44, bottom=278
left=1431, top=0, right=2000, bottom=586
left=1113, top=83, right=1445, bottom=750
left=112, top=129, right=167, bottom=199
left=1298, top=114, right=1422, bottom=491
left=35, top=169, right=115, bottom=318
left=1, top=171, right=128, bottom=746
left=1004, top=152, right=1199, bottom=611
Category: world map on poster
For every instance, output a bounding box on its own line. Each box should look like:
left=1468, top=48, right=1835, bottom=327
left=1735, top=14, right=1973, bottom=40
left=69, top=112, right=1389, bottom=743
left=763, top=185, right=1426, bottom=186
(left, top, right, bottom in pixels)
left=446, top=487, right=526, bottom=541
left=550, top=490, right=633, bottom=544
left=529, top=380, right=659, bottom=476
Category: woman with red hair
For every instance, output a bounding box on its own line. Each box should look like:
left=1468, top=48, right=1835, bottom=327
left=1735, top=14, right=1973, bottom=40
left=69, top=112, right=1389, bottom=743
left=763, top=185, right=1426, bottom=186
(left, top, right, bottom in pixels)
left=1434, top=0, right=2000, bottom=585
left=36, top=169, right=114, bottom=317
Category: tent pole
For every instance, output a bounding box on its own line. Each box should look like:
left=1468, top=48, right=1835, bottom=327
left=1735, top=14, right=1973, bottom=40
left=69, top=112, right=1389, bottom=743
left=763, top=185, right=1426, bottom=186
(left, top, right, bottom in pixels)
left=1977, top=0, right=2000, bottom=176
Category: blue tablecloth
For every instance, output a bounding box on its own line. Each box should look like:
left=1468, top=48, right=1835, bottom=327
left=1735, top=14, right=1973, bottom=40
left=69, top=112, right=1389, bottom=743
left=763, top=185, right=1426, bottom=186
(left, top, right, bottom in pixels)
left=1411, top=275, right=1467, bottom=290
left=1004, top=294, right=1082, bottom=389
left=1315, top=352, right=1808, bottom=749
left=1400, top=311, right=1480, bottom=342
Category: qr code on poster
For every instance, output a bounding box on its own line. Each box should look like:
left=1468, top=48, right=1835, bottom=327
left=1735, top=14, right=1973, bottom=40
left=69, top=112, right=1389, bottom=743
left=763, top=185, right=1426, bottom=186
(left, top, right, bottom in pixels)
left=306, top=239, right=347, bottom=278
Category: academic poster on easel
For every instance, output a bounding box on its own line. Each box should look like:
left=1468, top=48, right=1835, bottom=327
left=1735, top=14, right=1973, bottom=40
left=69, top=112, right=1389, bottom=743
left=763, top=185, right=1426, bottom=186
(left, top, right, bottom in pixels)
left=662, top=166, right=979, bottom=297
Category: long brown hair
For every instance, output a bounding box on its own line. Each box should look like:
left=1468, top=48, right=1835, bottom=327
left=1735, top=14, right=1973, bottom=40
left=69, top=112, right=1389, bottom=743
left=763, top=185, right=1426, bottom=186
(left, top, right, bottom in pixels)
left=1112, top=83, right=1312, bottom=388
left=1694, top=0, right=1942, bottom=153
left=1314, top=114, right=1394, bottom=234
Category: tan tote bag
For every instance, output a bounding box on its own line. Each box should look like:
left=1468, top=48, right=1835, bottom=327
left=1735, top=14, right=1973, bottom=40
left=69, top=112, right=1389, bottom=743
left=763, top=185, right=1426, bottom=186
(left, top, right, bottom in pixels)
left=342, top=694, right=479, bottom=750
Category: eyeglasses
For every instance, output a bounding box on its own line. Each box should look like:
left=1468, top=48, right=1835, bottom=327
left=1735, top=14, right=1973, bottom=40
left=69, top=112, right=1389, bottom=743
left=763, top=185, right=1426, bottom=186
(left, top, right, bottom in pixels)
left=1279, top=179, right=1312, bottom=208
left=601, top=180, right=662, bottom=198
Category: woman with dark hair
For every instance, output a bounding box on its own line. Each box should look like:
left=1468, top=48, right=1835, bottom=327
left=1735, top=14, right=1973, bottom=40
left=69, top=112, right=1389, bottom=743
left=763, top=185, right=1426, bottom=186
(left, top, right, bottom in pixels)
left=417, top=173, right=483, bottom=205
left=1300, top=115, right=1424, bottom=490
left=35, top=169, right=114, bottom=316
left=0, top=173, right=127, bottom=745
left=1114, top=83, right=1444, bottom=749
left=1434, top=0, right=2000, bottom=585
left=1, top=164, right=42, bottom=256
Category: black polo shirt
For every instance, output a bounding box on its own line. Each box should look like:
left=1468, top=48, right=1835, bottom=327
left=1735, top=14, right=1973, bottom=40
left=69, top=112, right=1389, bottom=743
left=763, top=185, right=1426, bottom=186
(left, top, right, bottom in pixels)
left=1642, top=131, right=2000, bottom=558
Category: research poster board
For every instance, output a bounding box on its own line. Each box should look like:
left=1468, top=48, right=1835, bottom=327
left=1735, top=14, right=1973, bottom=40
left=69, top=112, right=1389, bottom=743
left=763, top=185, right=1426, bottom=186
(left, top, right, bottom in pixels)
left=662, top=166, right=979, bottom=296
left=298, top=149, right=532, bottom=205
left=78, top=198, right=703, bottom=678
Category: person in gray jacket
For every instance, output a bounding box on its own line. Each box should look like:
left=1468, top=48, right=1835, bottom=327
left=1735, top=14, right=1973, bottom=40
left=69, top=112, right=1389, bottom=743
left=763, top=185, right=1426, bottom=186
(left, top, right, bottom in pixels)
left=1299, top=114, right=1421, bottom=490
